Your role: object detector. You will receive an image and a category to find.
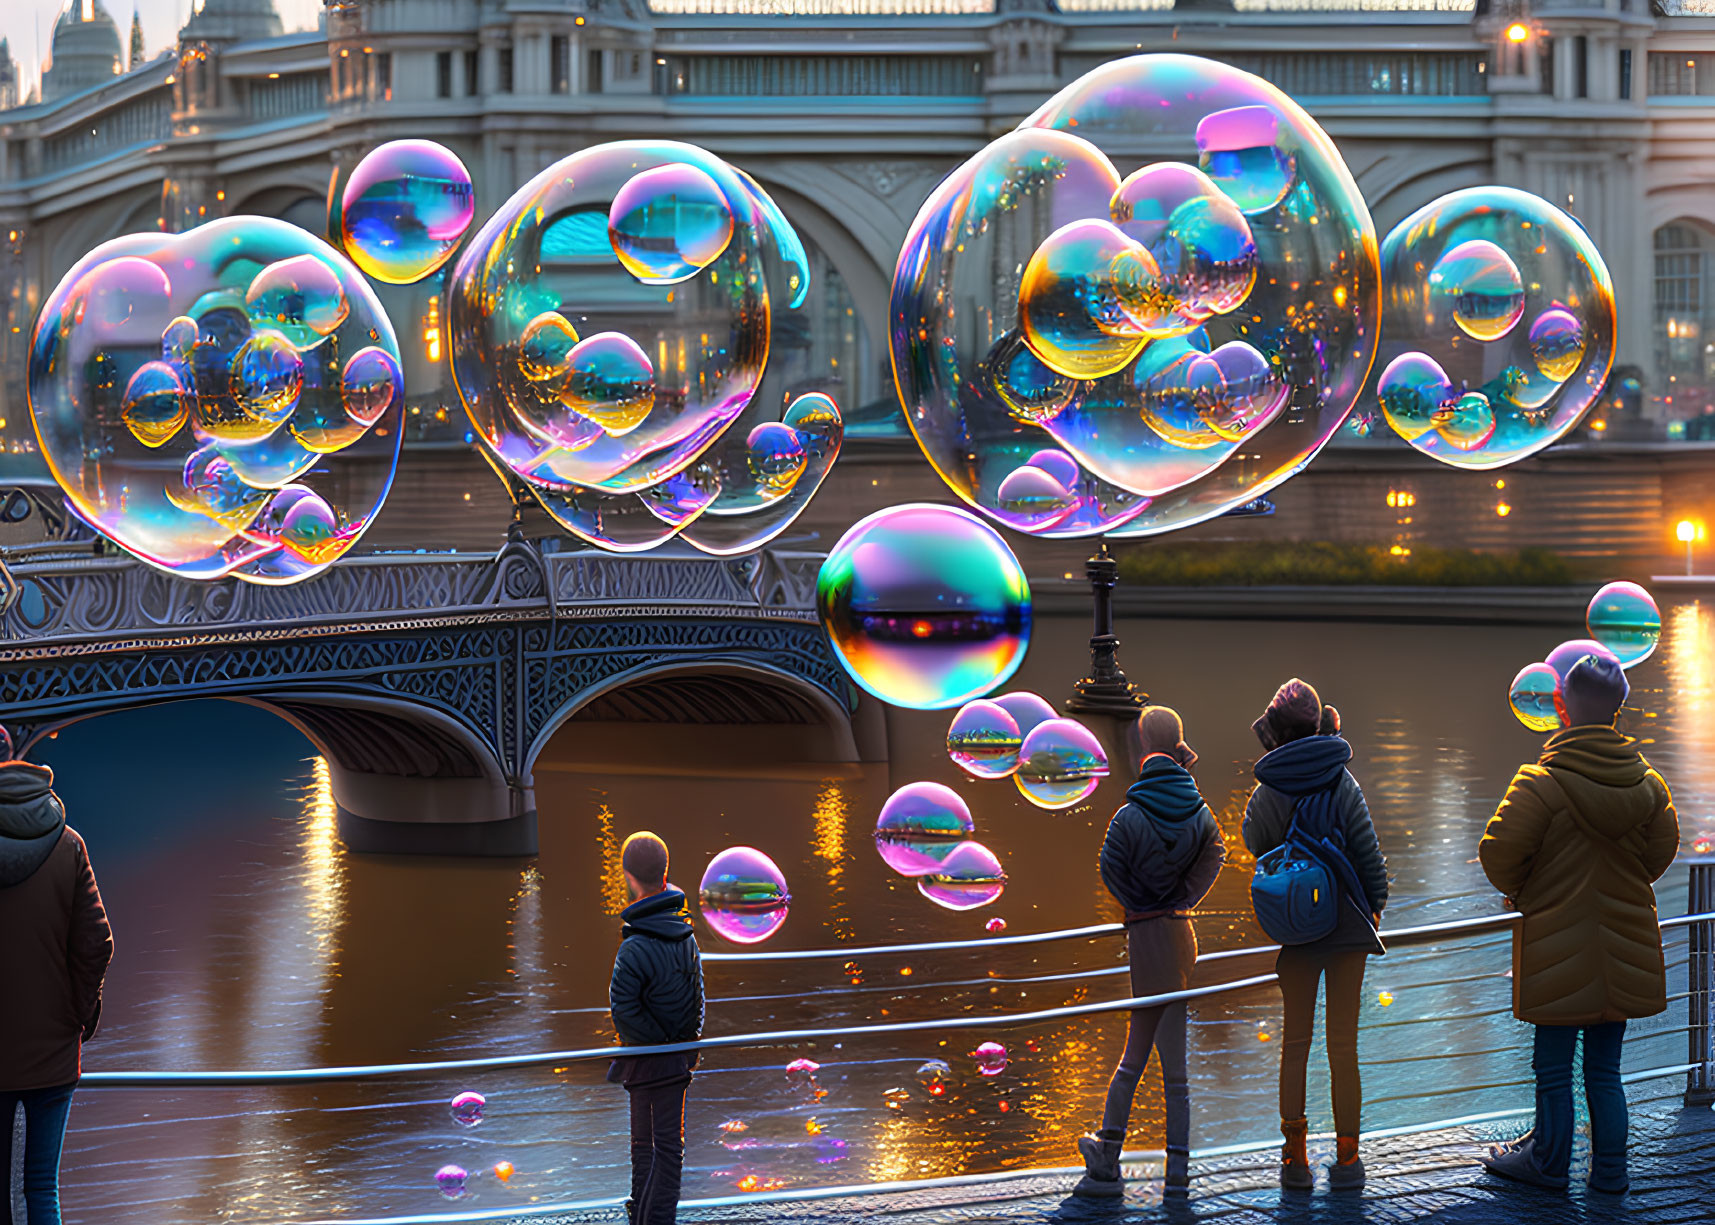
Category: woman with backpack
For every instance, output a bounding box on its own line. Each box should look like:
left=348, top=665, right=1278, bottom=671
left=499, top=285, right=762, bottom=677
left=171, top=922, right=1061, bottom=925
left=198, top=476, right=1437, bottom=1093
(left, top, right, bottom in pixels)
left=1242, top=679, right=1387, bottom=1192
left=1075, top=706, right=1225, bottom=1199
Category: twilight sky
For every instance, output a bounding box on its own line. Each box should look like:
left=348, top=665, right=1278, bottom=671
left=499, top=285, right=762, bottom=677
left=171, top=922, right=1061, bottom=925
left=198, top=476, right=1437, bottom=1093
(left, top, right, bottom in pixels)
left=2, top=0, right=323, bottom=99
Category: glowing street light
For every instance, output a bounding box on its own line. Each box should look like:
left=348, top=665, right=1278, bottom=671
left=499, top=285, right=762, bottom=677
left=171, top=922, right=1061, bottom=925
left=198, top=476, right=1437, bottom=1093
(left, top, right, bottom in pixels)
left=1506, top=23, right=1530, bottom=43
left=1680, top=519, right=1700, bottom=576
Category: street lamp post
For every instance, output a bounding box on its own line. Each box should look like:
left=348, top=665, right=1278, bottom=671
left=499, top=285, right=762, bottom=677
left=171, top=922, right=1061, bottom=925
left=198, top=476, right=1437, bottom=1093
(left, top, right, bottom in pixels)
left=1066, top=541, right=1146, bottom=718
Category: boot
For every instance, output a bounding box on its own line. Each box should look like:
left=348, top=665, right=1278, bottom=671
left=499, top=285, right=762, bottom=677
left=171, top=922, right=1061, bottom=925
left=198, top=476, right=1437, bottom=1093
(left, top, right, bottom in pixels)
left=1163, top=1144, right=1190, bottom=1199
left=1074, top=1130, right=1124, bottom=1197
left=1279, top=1117, right=1314, bottom=1191
left=1327, top=1135, right=1365, bottom=1191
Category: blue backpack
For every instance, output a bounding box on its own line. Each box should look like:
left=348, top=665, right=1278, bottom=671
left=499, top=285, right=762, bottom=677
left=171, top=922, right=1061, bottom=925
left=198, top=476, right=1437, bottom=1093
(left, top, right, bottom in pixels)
left=1251, top=786, right=1372, bottom=946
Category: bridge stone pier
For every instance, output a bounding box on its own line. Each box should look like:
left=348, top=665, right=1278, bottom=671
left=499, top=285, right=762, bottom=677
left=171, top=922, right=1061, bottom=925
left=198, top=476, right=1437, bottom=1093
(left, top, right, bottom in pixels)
left=0, top=542, right=867, bottom=855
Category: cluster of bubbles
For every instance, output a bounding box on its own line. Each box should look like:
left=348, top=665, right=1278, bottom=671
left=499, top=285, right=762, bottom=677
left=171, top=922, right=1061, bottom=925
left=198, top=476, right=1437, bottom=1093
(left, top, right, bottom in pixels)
left=890, top=54, right=1381, bottom=539
left=1506, top=582, right=1659, bottom=732
left=946, top=691, right=1110, bottom=810
left=446, top=139, right=842, bottom=554
left=28, top=218, right=404, bottom=582
left=817, top=504, right=1032, bottom=710
left=1377, top=187, right=1615, bottom=468
left=431, top=1092, right=515, bottom=1200
left=699, top=845, right=791, bottom=944
left=873, top=782, right=1006, bottom=911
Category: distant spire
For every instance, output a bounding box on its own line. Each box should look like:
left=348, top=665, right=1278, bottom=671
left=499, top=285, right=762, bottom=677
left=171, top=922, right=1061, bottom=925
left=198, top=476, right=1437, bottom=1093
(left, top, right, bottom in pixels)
left=128, top=6, right=143, bottom=70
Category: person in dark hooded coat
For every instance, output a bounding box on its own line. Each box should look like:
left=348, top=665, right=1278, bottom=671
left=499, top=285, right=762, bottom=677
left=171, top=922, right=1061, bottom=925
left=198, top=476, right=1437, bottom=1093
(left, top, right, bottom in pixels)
left=609, top=831, right=703, bottom=1225
left=0, top=730, right=113, bottom=1225
left=1242, top=679, right=1388, bottom=1192
left=1075, top=706, right=1225, bottom=1199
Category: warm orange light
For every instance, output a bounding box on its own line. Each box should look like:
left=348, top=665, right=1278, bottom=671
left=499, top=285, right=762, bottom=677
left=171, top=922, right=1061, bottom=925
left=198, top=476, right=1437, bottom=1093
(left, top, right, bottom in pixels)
left=1495, top=502, right=1512, bottom=518
left=910, top=620, right=932, bottom=638
left=1506, top=23, right=1530, bottom=43
left=1681, top=520, right=1700, bottom=544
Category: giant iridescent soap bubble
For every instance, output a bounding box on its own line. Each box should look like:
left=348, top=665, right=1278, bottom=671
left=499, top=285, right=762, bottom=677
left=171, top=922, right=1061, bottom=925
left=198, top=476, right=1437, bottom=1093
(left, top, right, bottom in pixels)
left=446, top=140, right=838, bottom=552
left=817, top=504, right=1032, bottom=710
left=890, top=54, right=1380, bottom=539
left=1014, top=717, right=1109, bottom=809
left=699, top=846, right=791, bottom=944
left=875, top=781, right=974, bottom=876
left=341, top=140, right=475, bottom=285
left=28, top=218, right=403, bottom=582
left=1586, top=581, right=1660, bottom=669
left=1376, top=187, right=1615, bottom=467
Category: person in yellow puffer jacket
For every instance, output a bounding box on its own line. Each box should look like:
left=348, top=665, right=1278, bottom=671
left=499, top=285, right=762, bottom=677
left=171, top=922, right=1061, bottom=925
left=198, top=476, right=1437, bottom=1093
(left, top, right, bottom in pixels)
left=1477, top=652, right=1678, bottom=1196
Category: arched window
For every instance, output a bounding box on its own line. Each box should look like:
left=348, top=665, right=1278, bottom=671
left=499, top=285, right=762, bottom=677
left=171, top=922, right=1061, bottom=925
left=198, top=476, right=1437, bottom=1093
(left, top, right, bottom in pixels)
left=1653, top=221, right=1715, bottom=416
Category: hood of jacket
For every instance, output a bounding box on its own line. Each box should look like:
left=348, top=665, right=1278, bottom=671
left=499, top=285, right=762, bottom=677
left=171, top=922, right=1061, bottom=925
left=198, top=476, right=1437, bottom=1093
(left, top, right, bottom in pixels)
left=1254, top=734, right=1353, bottom=796
left=1125, top=756, right=1208, bottom=825
left=621, top=887, right=697, bottom=942
left=0, top=761, right=66, bottom=888
left=1540, top=725, right=1661, bottom=841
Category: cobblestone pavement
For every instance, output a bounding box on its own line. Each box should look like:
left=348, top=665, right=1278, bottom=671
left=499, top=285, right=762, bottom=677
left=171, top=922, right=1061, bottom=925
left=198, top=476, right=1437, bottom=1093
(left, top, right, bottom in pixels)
left=524, top=1087, right=1714, bottom=1225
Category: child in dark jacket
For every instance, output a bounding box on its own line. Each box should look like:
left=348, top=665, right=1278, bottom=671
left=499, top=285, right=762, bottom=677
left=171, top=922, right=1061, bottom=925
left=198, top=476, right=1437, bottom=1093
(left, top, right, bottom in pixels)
left=1076, top=706, right=1225, bottom=1199
left=1241, top=678, right=1388, bottom=1192
left=609, top=832, right=704, bottom=1225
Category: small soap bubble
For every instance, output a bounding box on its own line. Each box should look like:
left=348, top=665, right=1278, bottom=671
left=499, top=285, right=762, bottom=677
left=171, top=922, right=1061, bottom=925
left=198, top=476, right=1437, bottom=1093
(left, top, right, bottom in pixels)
left=562, top=332, right=655, bottom=437
left=817, top=504, right=1031, bottom=710
left=1195, top=104, right=1295, bottom=214
left=995, top=462, right=1077, bottom=532
left=121, top=361, right=189, bottom=449
left=275, top=489, right=349, bottom=567
left=785, top=1058, right=821, bottom=1076
left=608, top=162, right=736, bottom=284
left=1508, top=663, right=1562, bottom=734
left=342, top=139, right=475, bottom=284
left=973, top=1042, right=1009, bottom=1077
left=745, top=421, right=807, bottom=495
left=1194, top=341, right=1288, bottom=442
left=161, top=314, right=198, bottom=365
left=1376, top=351, right=1453, bottom=443
left=435, top=1165, right=469, bottom=1199
left=1433, top=390, right=1497, bottom=452
left=946, top=699, right=1024, bottom=779
left=991, top=691, right=1057, bottom=738
left=916, top=1059, right=952, bottom=1097
left=168, top=444, right=271, bottom=533
left=985, top=917, right=1007, bottom=934
left=450, top=1091, right=486, bottom=1127
left=517, top=311, right=579, bottom=384
left=1015, top=717, right=1110, bottom=809
left=699, top=846, right=791, bottom=945
left=221, top=331, right=303, bottom=439
left=1110, top=161, right=1258, bottom=330
left=1018, top=218, right=1147, bottom=380
left=1586, top=581, right=1660, bottom=669
left=917, top=841, right=1007, bottom=912
left=245, top=254, right=350, bottom=350
left=1529, top=307, right=1586, bottom=383
left=1545, top=638, right=1622, bottom=684
left=1430, top=238, right=1525, bottom=343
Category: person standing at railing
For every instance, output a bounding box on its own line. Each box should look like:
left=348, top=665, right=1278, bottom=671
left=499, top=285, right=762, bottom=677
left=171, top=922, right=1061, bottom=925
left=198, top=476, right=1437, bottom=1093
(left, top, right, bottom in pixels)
left=1477, top=653, right=1678, bottom=1196
left=1242, top=679, right=1388, bottom=1192
left=609, top=832, right=705, bottom=1225
left=0, top=728, right=113, bottom=1225
left=1076, top=705, right=1225, bottom=1199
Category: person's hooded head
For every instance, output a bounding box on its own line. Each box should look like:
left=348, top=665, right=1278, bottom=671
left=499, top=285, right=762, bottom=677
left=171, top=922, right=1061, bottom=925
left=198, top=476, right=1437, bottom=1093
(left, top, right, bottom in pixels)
left=1131, top=705, right=1197, bottom=772
left=1252, top=678, right=1323, bottom=752
left=1556, top=653, right=1629, bottom=729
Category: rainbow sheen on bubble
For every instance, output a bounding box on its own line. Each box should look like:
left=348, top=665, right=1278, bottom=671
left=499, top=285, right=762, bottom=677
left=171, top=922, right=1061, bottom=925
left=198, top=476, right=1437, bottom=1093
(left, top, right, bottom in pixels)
left=28, top=217, right=402, bottom=582
left=341, top=140, right=475, bottom=285
left=1015, top=717, right=1110, bottom=809
left=435, top=1165, right=469, bottom=1200
left=973, top=1041, right=1009, bottom=1077
left=947, top=699, right=1024, bottom=779
left=816, top=504, right=1031, bottom=710
left=1378, top=187, right=1614, bottom=469
left=993, top=691, right=1057, bottom=738
left=917, top=840, right=1007, bottom=911
left=891, top=54, right=1379, bottom=538
left=1586, top=581, right=1661, bottom=669
left=608, top=162, right=736, bottom=285
left=1545, top=638, right=1623, bottom=684
left=875, top=781, right=975, bottom=877
left=1509, top=662, right=1562, bottom=734
left=449, top=1092, right=486, bottom=1127
left=699, top=846, right=791, bottom=945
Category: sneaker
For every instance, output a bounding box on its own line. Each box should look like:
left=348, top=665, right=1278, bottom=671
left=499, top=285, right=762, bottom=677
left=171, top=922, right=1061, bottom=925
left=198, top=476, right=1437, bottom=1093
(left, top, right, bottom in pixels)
left=1478, top=1136, right=1569, bottom=1191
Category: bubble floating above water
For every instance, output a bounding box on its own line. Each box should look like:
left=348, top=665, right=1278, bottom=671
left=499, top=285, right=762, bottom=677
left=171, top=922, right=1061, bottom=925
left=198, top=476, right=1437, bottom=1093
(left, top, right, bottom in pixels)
left=817, top=504, right=1032, bottom=710
left=785, top=1058, right=821, bottom=1076
left=28, top=218, right=403, bottom=582
left=985, top=916, right=1007, bottom=933
left=947, top=699, right=1024, bottom=779
left=891, top=54, right=1380, bottom=537
left=918, top=840, right=1007, bottom=911
left=608, top=162, right=736, bottom=285
left=1015, top=717, right=1110, bottom=809
left=342, top=140, right=475, bottom=285
left=992, top=691, right=1057, bottom=739
left=1378, top=186, right=1614, bottom=469
left=435, top=1165, right=469, bottom=1200
left=1586, top=581, right=1660, bottom=669
left=1545, top=638, right=1622, bottom=684
left=875, top=782, right=974, bottom=876
left=973, top=1042, right=1009, bottom=1077
left=699, top=846, right=791, bottom=945
left=1508, top=663, right=1561, bottom=734
left=450, top=1091, right=486, bottom=1127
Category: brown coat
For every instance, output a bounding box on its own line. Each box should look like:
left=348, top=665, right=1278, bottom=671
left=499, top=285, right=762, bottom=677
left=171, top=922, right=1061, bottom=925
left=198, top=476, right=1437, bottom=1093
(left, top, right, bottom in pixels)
left=1479, top=726, right=1678, bottom=1026
left=0, top=760, right=113, bottom=1090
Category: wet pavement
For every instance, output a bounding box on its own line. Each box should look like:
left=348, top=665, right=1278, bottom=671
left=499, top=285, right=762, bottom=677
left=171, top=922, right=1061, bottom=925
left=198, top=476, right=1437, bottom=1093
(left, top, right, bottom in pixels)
left=529, top=1082, right=1714, bottom=1224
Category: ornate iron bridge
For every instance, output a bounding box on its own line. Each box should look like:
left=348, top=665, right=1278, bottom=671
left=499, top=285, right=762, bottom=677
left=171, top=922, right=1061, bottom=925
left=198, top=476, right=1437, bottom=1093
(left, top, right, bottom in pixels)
left=0, top=538, right=855, bottom=854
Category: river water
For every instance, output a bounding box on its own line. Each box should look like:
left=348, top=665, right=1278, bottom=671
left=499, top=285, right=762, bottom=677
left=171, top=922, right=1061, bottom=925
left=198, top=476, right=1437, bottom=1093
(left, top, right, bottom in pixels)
left=37, top=601, right=1715, bottom=1223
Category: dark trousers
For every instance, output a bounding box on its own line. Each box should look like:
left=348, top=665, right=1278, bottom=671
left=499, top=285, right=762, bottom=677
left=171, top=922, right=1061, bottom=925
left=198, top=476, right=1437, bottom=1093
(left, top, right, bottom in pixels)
left=1532, top=1021, right=1627, bottom=1185
left=627, top=1077, right=689, bottom=1225
left=1, top=1082, right=77, bottom=1225
left=1098, top=917, right=1193, bottom=1156
left=1276, top=946, right=1366, bottom=1136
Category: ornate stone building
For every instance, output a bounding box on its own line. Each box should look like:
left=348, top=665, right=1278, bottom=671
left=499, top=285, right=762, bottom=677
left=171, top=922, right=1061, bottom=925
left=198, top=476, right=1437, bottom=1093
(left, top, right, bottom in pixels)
left=0, top=0, right=1712, bottom=477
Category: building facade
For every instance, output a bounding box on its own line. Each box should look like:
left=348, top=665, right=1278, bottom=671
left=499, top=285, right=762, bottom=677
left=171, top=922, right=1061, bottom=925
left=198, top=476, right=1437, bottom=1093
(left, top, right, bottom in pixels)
left=0, top=0, right=1712, bottom=473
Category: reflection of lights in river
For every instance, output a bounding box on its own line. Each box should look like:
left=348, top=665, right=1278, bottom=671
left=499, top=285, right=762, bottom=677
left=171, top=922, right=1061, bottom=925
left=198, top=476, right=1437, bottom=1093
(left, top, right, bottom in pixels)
left=300, top=756, right=345, bottom=960
left=595, top=801, right=628, bottom=916
left=812, top=782, right=854, bottom=943
left=1662, top=602, right=1714, bottom=850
